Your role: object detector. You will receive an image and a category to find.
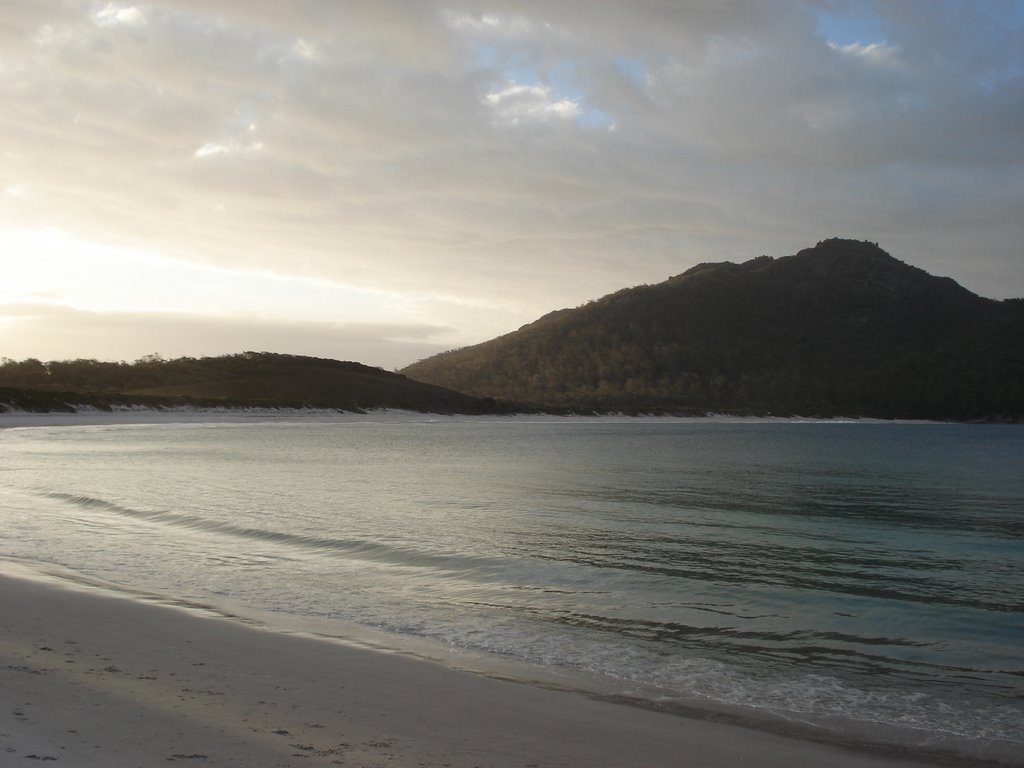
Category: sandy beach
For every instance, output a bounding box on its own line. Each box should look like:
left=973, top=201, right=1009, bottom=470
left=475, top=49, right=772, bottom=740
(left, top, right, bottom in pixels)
left=0, top=408, right=915, bottom=433
left=0, top=565, right=949, bottom=768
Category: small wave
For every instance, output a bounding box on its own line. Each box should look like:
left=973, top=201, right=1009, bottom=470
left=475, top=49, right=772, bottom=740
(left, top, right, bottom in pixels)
left=39, top=492, right=504, bottom=577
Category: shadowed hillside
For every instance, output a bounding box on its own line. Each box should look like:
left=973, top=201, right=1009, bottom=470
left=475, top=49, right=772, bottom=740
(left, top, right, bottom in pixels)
left=0, top=352, right=510, bottom=414
left=403, top=239, right=1023, bottom=420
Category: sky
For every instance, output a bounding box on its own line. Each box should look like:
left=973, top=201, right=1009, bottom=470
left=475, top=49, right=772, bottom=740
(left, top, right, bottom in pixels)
left=2, top=0, right=1023, bottom=369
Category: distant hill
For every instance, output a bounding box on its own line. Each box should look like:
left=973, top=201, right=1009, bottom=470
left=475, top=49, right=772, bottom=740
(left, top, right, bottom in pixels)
left=0, top=352, right=510, bottom=415
left=402, top=239, right=1023, bottom=420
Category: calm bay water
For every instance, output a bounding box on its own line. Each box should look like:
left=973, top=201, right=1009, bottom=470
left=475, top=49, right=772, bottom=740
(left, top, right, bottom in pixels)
left=1, top=416, right=1022, bottom=764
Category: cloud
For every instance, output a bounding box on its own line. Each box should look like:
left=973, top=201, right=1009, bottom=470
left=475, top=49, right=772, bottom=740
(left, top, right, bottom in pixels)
left=484, top=82, right=581, bottom=123
left=93, top=4, right=146, bottom=28
left=0, top=304, right=452, bottom=370
left=828, top=40, right=899, bottom=64
left=1, top=0, right=1022, bottom=370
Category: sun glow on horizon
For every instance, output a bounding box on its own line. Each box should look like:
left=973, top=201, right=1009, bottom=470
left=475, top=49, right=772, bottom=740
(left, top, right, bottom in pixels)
left=0, top=226, right=514, bottom=367
left=1, top=227, right=414, bottom=320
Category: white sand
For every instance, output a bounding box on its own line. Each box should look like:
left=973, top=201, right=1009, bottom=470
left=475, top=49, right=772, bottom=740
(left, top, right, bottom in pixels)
left=0, top=407, right=414, bottom=429
left=0, top=568, right=944, bottom=768
left=0, top=407, right=911, bottom=431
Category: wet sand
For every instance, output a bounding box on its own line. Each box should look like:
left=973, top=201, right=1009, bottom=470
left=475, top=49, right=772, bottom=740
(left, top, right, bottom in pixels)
left=0, top=568, right=950, bottom=768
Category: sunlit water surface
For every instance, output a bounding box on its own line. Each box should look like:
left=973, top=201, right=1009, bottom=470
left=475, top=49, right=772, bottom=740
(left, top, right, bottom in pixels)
left=1, top=417, right=1021, bottom=764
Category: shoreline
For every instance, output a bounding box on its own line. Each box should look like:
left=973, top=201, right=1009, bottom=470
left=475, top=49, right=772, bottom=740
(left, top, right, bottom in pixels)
left=0, top=405, right=950, bottom=430
left=0, top=563, right=951, bottom=768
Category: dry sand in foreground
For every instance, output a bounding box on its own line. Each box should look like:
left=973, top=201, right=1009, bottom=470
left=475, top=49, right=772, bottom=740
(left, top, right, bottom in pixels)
left=1, top=570, right=941, bottom=768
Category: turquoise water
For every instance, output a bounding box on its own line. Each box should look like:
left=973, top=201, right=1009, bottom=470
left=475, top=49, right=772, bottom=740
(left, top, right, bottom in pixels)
left=1, top=417, right=1021, bottom=764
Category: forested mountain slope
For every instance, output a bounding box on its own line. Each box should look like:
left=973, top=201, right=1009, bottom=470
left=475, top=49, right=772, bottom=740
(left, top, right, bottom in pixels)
left=0, top=352, right=508, bottom=414
left=403, top=239, right=1023, bottom=420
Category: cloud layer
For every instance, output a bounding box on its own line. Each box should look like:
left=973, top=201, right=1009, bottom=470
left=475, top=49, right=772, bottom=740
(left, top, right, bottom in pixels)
left=2, top=1, right=1022, bottom=365
left=0, top=303, right=452, bottom=369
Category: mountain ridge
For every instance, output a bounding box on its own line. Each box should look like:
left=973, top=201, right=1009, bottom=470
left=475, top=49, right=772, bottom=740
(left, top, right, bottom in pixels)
left=402, top=239, right=1023, bottom=420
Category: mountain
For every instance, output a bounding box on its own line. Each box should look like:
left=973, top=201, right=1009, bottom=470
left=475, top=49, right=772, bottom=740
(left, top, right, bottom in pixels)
left=0, top=352, right=509, bottom=415
left=402, top=239, right=1024, bottom=420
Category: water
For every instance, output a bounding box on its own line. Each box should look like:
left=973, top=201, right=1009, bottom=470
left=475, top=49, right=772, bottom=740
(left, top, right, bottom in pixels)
left=1, top=416, right=1022, bottom=764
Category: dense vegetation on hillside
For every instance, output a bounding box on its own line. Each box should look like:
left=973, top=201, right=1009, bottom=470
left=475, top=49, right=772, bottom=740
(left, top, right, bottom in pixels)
left=403, top=240, right=1023, bottom=420
left=0, top=351, right=509, bottom=414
